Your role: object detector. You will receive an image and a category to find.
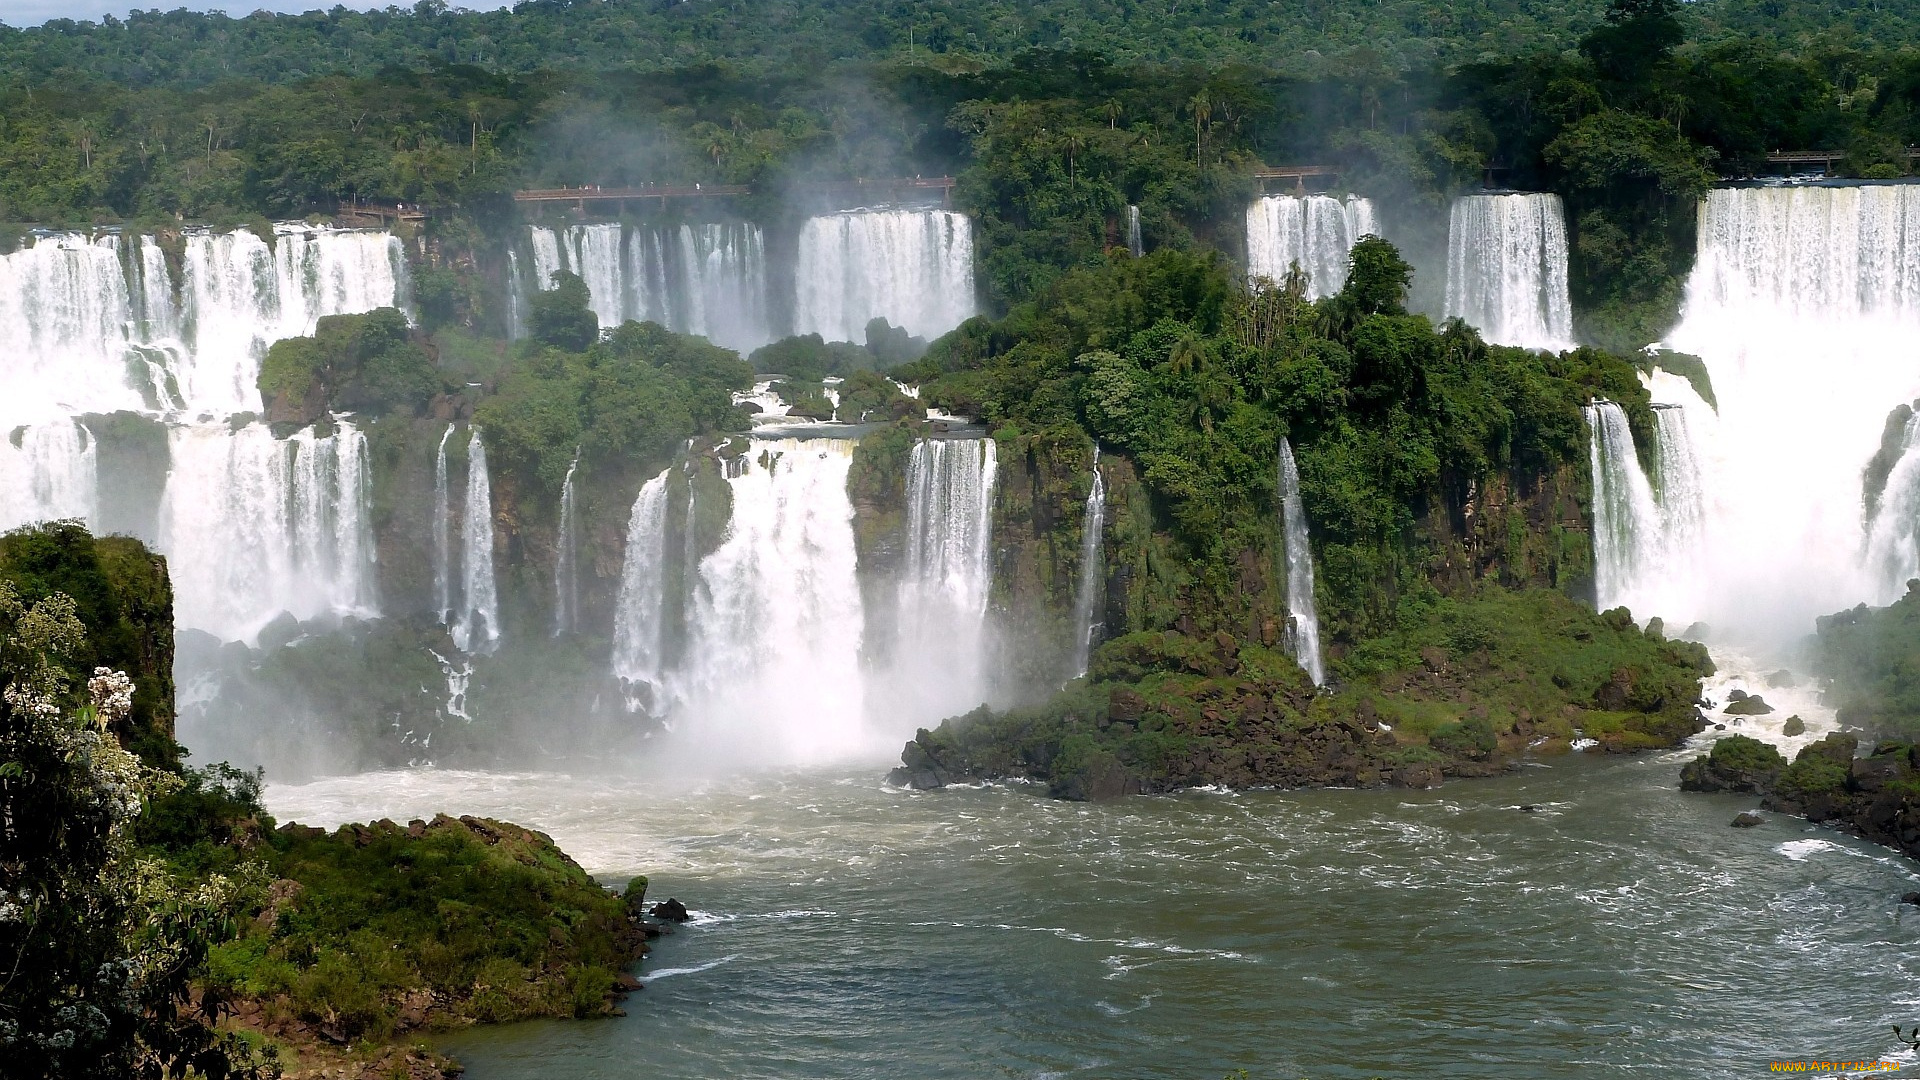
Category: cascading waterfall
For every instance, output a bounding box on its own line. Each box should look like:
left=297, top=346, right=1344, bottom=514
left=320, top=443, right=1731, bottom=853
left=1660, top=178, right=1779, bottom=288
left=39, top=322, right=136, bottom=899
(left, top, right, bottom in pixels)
left=1655, top=183, right=1920, bottom=640
left=0, top=420, right=98, bottom=532
left=673, top=438, right=868, bottom=762
left=432, top=424, right=455, bottom=624
left=1584, top=402, right=1664, bottom=612
left=1444, top=193, right=1575, bottom=351
left=1127, top=205, right=1144, bottom=258
left=889, top=437, right=999, bottom=718
left=1277, top=438, right=1325, bottom=686
left=611, top=468, right=674, bottom=703
left=1245, top=194, right=1377, bottom=299
left=792, top=210, right=975, bottom=343
left=160, top=421, right=375, bottom=642
left=554, top=453, right=580, bottom=636
left=1067, top=449, right=1107, bottom=680
left=524, top=222, right=772, bottom=352
left=454, top=429, right=499, bottom=653
left=505, top=248, right=527, bottom=340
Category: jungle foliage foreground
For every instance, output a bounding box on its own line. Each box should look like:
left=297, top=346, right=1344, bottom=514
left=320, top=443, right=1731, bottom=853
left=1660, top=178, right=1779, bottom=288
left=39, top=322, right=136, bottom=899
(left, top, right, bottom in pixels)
left=0, top=523, right=655, bottom=1080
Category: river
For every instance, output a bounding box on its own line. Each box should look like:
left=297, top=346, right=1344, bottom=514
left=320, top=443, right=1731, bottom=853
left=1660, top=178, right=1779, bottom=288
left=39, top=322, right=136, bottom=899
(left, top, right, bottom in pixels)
left=266, top=746, right=1920, bottom=1079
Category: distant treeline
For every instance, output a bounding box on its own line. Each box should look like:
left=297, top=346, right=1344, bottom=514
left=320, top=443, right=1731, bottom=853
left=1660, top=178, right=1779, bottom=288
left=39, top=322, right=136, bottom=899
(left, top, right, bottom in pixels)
left=2, top=0, right=1915, bottom=85
left=8, top=0, right=1920, bottom=346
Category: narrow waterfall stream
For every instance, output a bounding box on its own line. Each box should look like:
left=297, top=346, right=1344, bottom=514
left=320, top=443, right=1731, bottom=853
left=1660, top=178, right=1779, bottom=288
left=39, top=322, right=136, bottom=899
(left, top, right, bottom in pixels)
left=1126, top=205, right=1143, bottom=258
left=554, top=453, right=581, bottom=636
left=1584, top=401, right=1663, bottom=614
left=1277, top=438, right=1324, bottom=685
left=433, top=424, right=455, bottom=625
left=1068, top=449, right=1107, bottom=680
left=455, top=430, right=499, bottom=653
left=611, top=468, right=674, bottom=707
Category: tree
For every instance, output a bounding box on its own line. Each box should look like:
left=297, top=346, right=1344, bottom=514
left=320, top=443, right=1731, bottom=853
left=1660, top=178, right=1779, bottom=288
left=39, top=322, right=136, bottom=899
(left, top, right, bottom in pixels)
left=0, top=580, right=272, bottom=1079
left=529, top=269, right=599, bottom=352
left=1581, top=0, right=1685, bottom=86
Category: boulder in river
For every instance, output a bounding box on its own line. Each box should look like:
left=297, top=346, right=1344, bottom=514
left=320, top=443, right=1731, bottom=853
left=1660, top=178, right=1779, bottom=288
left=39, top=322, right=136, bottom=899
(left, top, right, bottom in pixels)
left=1731, top=811, right=1764, bottom=827
left=1782, top=715, right=1806, bottom=737
left=1766, top=669, right=1798, bottom=689
left=1724, top=694, right=1774, bottom=715
left=650, top=898, right=691, bottom=923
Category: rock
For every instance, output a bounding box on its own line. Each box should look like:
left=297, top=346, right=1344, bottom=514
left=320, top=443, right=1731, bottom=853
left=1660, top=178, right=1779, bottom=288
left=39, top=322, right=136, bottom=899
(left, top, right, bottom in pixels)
left=1903, top=892, right=1920, bottom=907
left=1727, top=688, right=1749, bottom=703
left=1782, top=715, right=1806, bottom=737
left=1731, top=811, right=1764, bottom=827
left=1766, top=669, right=1798, bottom=689
left=1518, top=804, right=1542, bottom=813
left=1713, top=723, right=1726, bottom=730
left=649, top=898, right=690, bottom=923
left=614, top=972, right=643, bottom=992
left=1681, top=621, right=1711, bottom=641
left=1724, top=694, right=1773, bottom=715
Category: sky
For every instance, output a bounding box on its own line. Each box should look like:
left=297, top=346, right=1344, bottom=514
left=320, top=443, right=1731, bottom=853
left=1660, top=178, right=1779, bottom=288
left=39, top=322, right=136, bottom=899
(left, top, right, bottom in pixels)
left=0, top=0, right=514, bottom=26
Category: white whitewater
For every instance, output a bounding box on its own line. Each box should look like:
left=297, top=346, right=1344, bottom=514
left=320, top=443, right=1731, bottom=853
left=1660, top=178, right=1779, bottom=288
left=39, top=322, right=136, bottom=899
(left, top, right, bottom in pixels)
left=1445, top=193, right=1575, bottom=351
left=1584, top=402, right=1664, bottom=615
left=792, top=210, right=975, bottom=343
left=432, top=424, right=454, bottom=625
left=525, top=222, right=771, bottom=352
left=454, top=429, right=499, bottom=653
left=891, top=437, right=999, bottom=716
left=554, top=452, right=580, bottom=635
left=1246, top=194, right=1377, bottom=299
left=160, top=421, right=375, bottom=642
left=505, top=248, right=527, bottom=340
left=1067, top=449, right=1107, bottom=679
left=1127, top=205, right=1144, bottom=258
left=1657, top=183, right=1920, bottom=641
left=0, top=419, right=98, bottom=532
left=673, top=439, right=868, bottom=763
left=611, top=468, right=674, bottom=700
left=1277, top=438, right=1324, bottom=686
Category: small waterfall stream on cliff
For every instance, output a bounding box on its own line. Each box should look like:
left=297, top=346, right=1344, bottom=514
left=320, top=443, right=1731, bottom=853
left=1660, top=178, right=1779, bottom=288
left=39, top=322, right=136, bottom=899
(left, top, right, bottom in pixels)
left=1126, top=205, right=1143, bottom=258
left=672, top=439, right=867, bottom=763
left=792, top=210, right=975, bottom=343
left=1649, top=183, right=1920, bottom=641
left=1584, top=402, right=1664, bottom=615
left=1245, top=194, right=1377, bottom=299
left=1444, top=193, right=1574, bottom=351
left=0, top=419, right=98, bottom=532
left=432, top=425, right=454, bottom=624
left=526, top=222, right=772, bottom=352
left=454, top=429, right=499, bottom=653
left=612, top=468, right=674, bottom=709
left=1067, top=449, right=1107, bottom=680
left=554, top=453, right=581, bottom=636
left=1277, top=438, right=1324, bottom=685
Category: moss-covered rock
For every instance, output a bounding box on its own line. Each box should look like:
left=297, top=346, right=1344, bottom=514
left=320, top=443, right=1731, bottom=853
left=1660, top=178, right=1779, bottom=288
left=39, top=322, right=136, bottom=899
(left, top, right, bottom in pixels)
left=1679, top=734, right=1785, bottom=793
left=895, top=587, right=1712, bottom=798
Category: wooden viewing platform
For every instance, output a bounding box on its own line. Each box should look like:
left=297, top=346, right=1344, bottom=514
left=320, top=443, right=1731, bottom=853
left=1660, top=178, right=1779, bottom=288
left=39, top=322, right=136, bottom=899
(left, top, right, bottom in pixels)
left=1253, top=164, right=1339, bottom=194
left=1761, top=148, right=1920, bottom=172
left=336, top=199, right=430, bottom=225
left=513, top=176, right=958, bottom=210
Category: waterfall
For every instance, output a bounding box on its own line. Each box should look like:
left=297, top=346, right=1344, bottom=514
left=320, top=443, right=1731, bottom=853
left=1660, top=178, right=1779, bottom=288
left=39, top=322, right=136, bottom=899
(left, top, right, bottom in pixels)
left=674, top=438, right=868, bottom=763
left=1444, top=193, right=1575, bottom=351
left=0, top=419, right=98, bottom=531
left=1584, top=402, right=1664, bottom=613
left=160, top=421, right=375, bottom=642
left=524, top=222, right=772, bottom=352
left=1245, top=194, right=1377, bottom=299
left=1658, top=183, right=1920, bottom=640
left=1126, top=205, right=1144, bottom=258
left=611, top=468, right=673, bottom=700
left=505, top=248, right=527, bottom=340
left=1067, top=449, right=1107, bottom=679
left=792, top=210, right=975, bottom=343
left=1652, top=403, right=1707, bottom=566
left=554, top=452, right=580, bottom=636
left=1277, top=438, right=1324, bottom=686
left=890, top=437, right=998, bottom=716
left=432, top=424, right=454, bottom=624
left=454, top=429, right=499, bottom=653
